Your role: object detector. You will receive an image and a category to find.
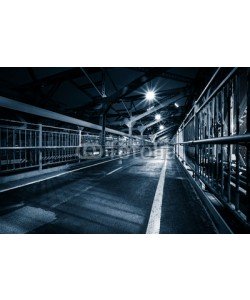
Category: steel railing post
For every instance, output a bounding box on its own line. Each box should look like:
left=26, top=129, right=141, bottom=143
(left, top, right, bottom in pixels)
left=38, top=124, right=42, bottom=170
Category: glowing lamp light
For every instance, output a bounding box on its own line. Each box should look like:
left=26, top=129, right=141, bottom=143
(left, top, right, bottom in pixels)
left=145, top=90, right=155, bottom=101
left=155, top=114, right=161, bottom=121
left=174, top=102, right=179, bottom=108
left=159, top=125, right=164, bottom=131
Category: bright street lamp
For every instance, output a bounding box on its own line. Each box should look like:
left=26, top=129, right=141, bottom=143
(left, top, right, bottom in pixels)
left=145, top=90, right=155, bottom=101
left=155, top=113, right=161, bottom=121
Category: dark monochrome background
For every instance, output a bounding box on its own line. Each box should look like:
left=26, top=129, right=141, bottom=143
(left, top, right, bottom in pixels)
left=0, top=67, right=249, bottom=234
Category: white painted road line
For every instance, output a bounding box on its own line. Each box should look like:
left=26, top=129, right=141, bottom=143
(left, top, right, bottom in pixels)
left=146, top=152, right=168, bottom=234
left=0, top=152, right=138, bottom=194
left=106, top=167, right=123, bottom=176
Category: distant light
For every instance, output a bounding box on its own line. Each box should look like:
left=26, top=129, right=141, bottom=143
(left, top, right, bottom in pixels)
left=155, top=114, right=161, bottom=121
left=145, top=90, right=155, bottom=101
left=159, top=125, right=164, bottom=130
left=174, top=102, right=179, bottom=108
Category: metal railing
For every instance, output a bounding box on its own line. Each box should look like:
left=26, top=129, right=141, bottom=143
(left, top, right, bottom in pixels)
left=0, top=119, right=149, bottom=175
left=173, top=68, right=250, bottom=223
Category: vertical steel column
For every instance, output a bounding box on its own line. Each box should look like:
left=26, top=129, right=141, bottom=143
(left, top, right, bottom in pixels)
left=221, top=89, right=225, bottom=200
left=100, top=107, right=106, bottom=158
left=174, top=133, right=177, bottom=155
left=128, top=124, right=132, bottom=136
left=181, top=128, right=185, bottom=163
left=141, top=131, right=145, bottom=147
left=117, top=135, right=120, bottom=155
left=215, top=95, right=219, bottom=191
left=246, top=68, right=250, bottom=222
left=78, top=129, right=82, bottom=162
left=194, top=102, right=199, bottom=181
left=38, top=124, right=43, bottom=170
left=0, top=128, right=1, bottom=171
left=24, top=128, right=27, bottom=168
left=234, top=75, right=240, bottom=211
left=18, top=129, right=21, bottom=169
left=207, top=105, right=210, bottom=182
left=100, top=70, right=107, bottom=158
left=13, top=128, right=16, bottom=169
left=177, top=130, right=179, bottom=158
left=226, top=84, right=232, bottom=204
left=128, top=123, right=133, bottom=153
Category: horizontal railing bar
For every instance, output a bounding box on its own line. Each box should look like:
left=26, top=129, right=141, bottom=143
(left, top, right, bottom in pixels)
left=196, top=67, right=238, bottom=114
left=0, top=146, right=81, bottom=149
left=0, top=118, right=38, bottom=127
left=0, top=145, right=144, bottom=150
left=179, top=68, right=221, bottom=129
left=179, top=68, right=238, bottom=130
left=0, top=96, right=147, bottom=142
left=0, top=127, right=38, bottom=132
left=172, top=134, right=250, bottom=145
left=0, top=119, right=80, bottom=132
left=195, top=68, right=221, bottom=104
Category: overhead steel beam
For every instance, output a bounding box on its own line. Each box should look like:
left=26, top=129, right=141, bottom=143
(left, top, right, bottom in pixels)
left=79, top=81, right=102, bottom=90
left=136, top=112, right=183, bottom=133
left=81, top=67, right=104, bottom=98
left=120, top=99, right=131, bottom=117
left=106, top=109, right=146, bottom=118
left=18, top=67, right=105, bottom=90
left=108, top=68, right=169, bottom=100
left=118, top=87, right=187, bottom=102
left=0, top=96, right=143, bottom=139
left=67, top=68, right=178, bottom=114
left=78, top=68, right=170, bottom=113
left=160, top=71, right=193, bottom=83
left=106, top=120, right=126, bottom=127
left=104, top=69, right=119, bottom=92
left=152, top=125, right=178, bottom=142
left=158, top=135, right=169, bottom=141
left=127, top=68, right=193, bottom=83
left=104, top=68, right=171, bottom=112
left=138, top=119, right=160, bottom=133
left=108, top=90, right=186, bottom=128
left=126, top=94, right=185, bottom=126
